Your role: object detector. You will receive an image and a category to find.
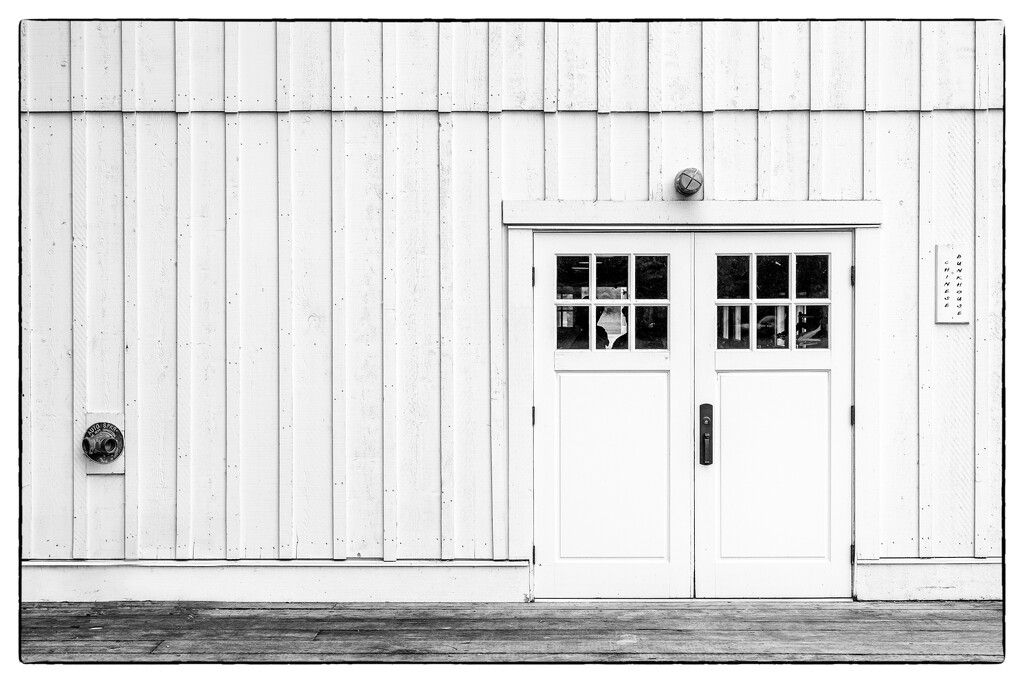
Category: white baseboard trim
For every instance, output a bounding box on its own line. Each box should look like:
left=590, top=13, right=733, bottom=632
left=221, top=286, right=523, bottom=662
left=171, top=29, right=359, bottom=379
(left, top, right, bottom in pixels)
left=855, top=560, right=1003, bottom=600
left=21, top=560, right=531, bottom=602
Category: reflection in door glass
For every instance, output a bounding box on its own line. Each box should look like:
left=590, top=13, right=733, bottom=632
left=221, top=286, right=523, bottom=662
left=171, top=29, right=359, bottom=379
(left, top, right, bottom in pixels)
left=796, top=255, right=829, bottom=298
left=717, top=305, right=750, bottom=349
left=756, top=305, right=789, bottom=349
left=717, top=255, right=750, bottom=299
left=596, top=255, right=629, bottom=299
left=557, top=255, right=590, bottom=299
left=556, top=306, right=590, bottom=349
left=635, top=306, right=668, bottom=349
left=636, top=255, right=668, bottom=299
left=756, top=255, right=789, bottom=299
left=596, top=306, right=629, bottom=349
left=796, top=305, right=829, bottom=348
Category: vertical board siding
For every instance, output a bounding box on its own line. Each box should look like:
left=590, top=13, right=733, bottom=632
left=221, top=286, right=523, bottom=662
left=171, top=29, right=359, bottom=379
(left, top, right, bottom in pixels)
left=21, top=21, right=1004, bottom=565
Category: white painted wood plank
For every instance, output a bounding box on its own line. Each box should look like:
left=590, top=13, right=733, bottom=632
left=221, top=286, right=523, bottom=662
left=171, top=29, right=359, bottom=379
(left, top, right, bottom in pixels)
left=973, top=107, right=990, bottom=557
left=661, top=22, right=701, bottom=112
left=819, top=111, right=863, bottom=200
left=134, top=21, right=176, bottom=111
left=648, top=112, right=662, bottom=200
left=224, top=23, right=238, bottom=113
left=70, top=22, right=84, bottom=111
left=189, top=21, right=225, bottom=111
left=331, top=23, right=345, bottom=112
left=80, top=21, right=121, bottom=110
left=330, top=112, right=347, bottom=559
left=873, top=21, right=920, bottom=111
left=930, top=110, right=976, bottom=558
left=277, top=112, right=294, bottom=560
left=20, top=114, right=32, bottom=553
left=135, top=113, right=178, bottom=559
left=452, top=112, right=494, bottom=558
left=597, top=22, right=610, bottom=114
left=291, top=112, right=334, bottom=559
left=396, top=22, right=439, bottom=110
left=647, top=23, right=661, bottom=113
left=810, top=21, right=865, bottom=110
left=702, top=22, right=758, bottom=110
left=383, top=23, right=396, bottom=113
left=557, top=22, right=597, bottom=110
left=932, top=21, right=976, bottom=110
left=596, top=113, right=611, bottom=199
left=709, top=112, right=757, bottom=199
left=276, top=23, right=289, bottom=113
left=920, top=22, right=936, bottom=112
left=122, top=113, right=139, bottom=560
left=24, top=113, right=75, bottom=558
left=237, top=113, right=280, bottom=559
left=381, top=111, right=398, bottom=561
left=69, top=111, right=86, bottom=558
left=22, top=20, right=71, bottom=111
left=609, top=113, right=649, bottom=200
left=175, top=22, right=189, bottom=113
left=808, top=112, right=822, bottom=200
left=701, top=113, right=714, bottom=199
left=395, top=112, right=442, bottom=559
left=502, top=113, right=545, bottom=202
left=489, top=23, right=503, bottom=113
left=237, top=22, right=277, bottom=111
left=438, top=23, right=453, bottom=114
left=86, top=476, right=125, bottom=559
left=224, top=111, right=241, bottom=558
left=543, top=22, right=557, bottom=113
left=757, top=111, right=808, bottom=200
left=609, top=22, right=648, bottom=112
left=917, top=110, right=934, bottom=557
left=986, top=22, right=1004, bottom=109
left=438, top=110, right=455, bottom=559
left=289, top=22, right=331, bottom=110
left=190, top=112, right=227, bottom=558
left=502, top=22, right=544, bottom=110
left=855, top=561, right=1001, bottom=600
left=759, top=21, right=810, bottom=111
left=344, top=22, right=383, bottom=111
left=507, top=227, right=533, bottom=560
left=544, top=112, right=558, bottom=198
left=344, top=113, right=385, bottom=559
left=659, top=112, right=703, bottom=200
left=451, top=22, right=488, bottom=112
left=488, top=111, right=509, bottom=561
left=556, top=112, right=597, bottom=200
left=175, top=113, right=191, bottom=557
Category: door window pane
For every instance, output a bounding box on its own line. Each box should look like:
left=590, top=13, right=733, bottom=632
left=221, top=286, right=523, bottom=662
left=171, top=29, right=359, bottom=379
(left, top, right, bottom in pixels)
left=596, top=305, right=628, bottom=349
left=557, top=255, right=590, bottom=299
left=796, top=305, right=829, bottom=349
left=557, top=306, right=590, bottom=349
left=636, top=255, right=668, bottom=299
left=756, top=255, right=789, bottom=299
left=635, top=306, right=668, bottom=349
left=717, top=305, right=750, bottom=349
left=596, top=255, right=628, bottom=299
left=796, top=255, right=829, bottom=298
left=756, top=304, right=789, bottom=349
left=717, top=255, right=750, bottom=299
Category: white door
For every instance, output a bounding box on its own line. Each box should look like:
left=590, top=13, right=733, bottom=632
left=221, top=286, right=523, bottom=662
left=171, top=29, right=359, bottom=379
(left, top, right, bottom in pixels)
left=694, top=232, right=853, bottom=597
left=533, top=232, right=693, bottom=598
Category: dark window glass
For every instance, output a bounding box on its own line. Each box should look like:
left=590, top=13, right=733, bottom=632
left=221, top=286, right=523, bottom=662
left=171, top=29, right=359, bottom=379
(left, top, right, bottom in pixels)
left=635, top=306, right=668, bottom=349
left=796, top=255, right=829, bottom=298
left=796, top=305, right=829, bottom=349
left=756, top=304, right=789, bottom=349
left=596, top=255, right=628, bottom=300
left=717, top=255, right=750, bottom=299
left=717, top=305, right=750, bottom=350
left=557, top=255, right=589, bottom=299
left=636, top=255, right=668, bottom=299
left=556, top=306, right=590, bottom=349
left=756, top=255, right=789, bottom=299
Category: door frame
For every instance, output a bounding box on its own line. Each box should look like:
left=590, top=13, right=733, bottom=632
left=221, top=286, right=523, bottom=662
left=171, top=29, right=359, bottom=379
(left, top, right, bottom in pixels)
left=504, top=200, right=883, bottom=598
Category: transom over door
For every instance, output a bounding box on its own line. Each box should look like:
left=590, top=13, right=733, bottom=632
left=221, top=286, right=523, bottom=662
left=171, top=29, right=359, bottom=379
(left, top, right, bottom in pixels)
left=533, top=232, right=693, bottom=598
left=694, top=232, right=853, bottom=598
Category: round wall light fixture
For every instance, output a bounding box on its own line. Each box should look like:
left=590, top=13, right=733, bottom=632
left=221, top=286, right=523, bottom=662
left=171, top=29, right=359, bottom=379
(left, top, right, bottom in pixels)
left=674, top=167, right=703, bottom=196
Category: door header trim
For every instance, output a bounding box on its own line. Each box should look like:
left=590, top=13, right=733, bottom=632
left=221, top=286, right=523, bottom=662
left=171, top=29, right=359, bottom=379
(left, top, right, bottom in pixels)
left=503, top=200, right=882, bottom=229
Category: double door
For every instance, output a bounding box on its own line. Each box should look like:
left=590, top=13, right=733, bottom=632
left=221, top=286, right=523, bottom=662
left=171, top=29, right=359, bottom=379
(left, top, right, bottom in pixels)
left=533, top=231, right=852, bottom=598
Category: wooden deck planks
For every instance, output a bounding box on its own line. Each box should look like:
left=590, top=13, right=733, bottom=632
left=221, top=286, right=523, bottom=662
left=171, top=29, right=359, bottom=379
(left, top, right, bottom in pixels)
left=21, top=601, right=1003, bottom=663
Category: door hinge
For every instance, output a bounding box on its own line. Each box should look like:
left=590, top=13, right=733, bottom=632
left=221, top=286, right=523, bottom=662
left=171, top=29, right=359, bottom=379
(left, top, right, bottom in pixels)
left=850, top=405, right=855, bottom=425
left=532, top=406, right=536, bottom=426
left=850, top=544, right=856, bottom=564
left=532, top=266, right=536, bottom=286
left=851, top=265, right=856, bottom=286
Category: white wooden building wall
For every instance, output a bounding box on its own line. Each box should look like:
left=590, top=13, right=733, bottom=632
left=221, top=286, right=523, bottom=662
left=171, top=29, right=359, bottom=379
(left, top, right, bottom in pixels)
left=20, top=20, right=1003, bottom=562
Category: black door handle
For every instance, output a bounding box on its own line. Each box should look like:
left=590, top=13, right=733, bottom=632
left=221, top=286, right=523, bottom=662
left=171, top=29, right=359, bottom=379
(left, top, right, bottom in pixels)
left=699, top=403, right=713, bottom=465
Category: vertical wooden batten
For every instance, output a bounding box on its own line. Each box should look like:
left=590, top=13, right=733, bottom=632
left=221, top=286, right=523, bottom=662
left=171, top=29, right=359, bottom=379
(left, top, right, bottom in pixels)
left=543, top=22, right=558, bottom=200
left=647, top=22, right=663, bottom=200
left=224, top=21, right=241, bottom=560
left=381, top=21, right=399, bottom=562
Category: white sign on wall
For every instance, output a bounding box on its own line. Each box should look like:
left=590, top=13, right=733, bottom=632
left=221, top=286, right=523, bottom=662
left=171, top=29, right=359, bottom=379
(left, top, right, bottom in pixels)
left=935, top=244, right=969, bottom=324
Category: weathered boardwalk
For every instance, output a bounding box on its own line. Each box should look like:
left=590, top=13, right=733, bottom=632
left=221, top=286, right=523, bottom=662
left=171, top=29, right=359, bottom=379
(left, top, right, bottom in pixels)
left=21, top=600, right=1003, bottom=663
